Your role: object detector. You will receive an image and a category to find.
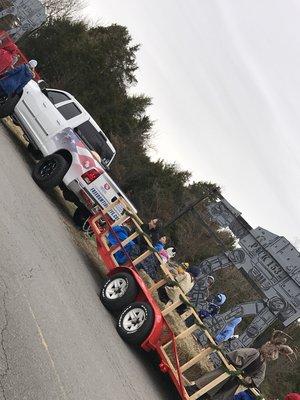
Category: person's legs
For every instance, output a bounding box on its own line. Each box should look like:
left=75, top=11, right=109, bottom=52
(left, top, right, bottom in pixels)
left=0, top=82, right=7, bottom=100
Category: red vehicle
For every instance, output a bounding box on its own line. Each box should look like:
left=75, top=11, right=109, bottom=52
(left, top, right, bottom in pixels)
left=89, top=198, right=264, bottom=400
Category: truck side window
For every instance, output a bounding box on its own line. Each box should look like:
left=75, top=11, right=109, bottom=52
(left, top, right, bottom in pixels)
left=57, top=102, right=82, bottom=120
left=46, top=90, right=70, bottom=105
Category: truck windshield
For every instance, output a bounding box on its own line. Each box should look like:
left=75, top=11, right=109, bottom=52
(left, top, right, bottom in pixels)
left=74, top=121, right=114, bottom=167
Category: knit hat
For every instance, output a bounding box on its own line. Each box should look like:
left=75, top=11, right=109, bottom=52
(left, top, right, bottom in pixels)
left=181, top=262, right=190, bottom=270
left=214, top=293, right=227, bottom=305
left=28, top=59, right=38, bottom=69
left=284, top=394, right=300, bottom=400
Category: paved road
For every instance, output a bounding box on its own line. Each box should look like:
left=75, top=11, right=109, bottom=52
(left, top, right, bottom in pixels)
left=0, top=123, right=180, bottom=400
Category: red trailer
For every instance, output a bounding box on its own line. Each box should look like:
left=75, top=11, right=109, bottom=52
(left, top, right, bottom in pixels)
left=89, top=198, right=264, bottom=400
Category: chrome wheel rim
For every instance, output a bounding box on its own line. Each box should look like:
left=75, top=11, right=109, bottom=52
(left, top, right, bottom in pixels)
left=40, top=159, right=57, bottom=177
left=105, top=278, right=128, bottom=300
left=122, top=308, right=146, bottom=332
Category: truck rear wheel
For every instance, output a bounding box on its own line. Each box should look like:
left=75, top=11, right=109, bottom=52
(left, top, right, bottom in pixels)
left=100, top=272, right=138, bottom=312
left=116, top=302, right=154, bottom=345
left=32, top=154, right=69, bottom=190
left=73, top=206, right=92, bottom=229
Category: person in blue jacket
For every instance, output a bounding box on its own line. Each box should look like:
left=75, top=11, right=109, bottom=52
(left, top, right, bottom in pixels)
left=107, top=225, right=139, bottom=265
left=215, top=316, right=242, bottom=344
left=233, top=390, right=256, bottom=400
left=199, top=293, right=227, bottom=319
left=0, top=59, right=37, bottom=97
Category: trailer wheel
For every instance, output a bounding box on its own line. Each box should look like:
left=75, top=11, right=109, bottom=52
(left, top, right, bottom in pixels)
left=117, top=302, right=154, bottom=345
left=100, top=272, right=138, bottom=312
left=32, top=154, right=69, bottom=190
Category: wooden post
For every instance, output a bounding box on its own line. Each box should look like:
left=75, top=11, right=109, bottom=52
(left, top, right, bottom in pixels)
left=180, top=347, right=212, bottom=373
left=189, top=372, right=230, bottom=400
left=162, top=300, right=183, bottom=316
left=111, top=214, right=130, bottom=227
left=132, top=250, right=152, bottom=266
left=102, top=199, right=121, bottom=214
left=149, top=278, right=167, bottom=292
left=163, top=324, right=199, bottom=349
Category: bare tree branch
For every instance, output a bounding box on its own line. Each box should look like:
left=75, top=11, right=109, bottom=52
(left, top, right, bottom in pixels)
left=41, top=0, right=86, bottom=19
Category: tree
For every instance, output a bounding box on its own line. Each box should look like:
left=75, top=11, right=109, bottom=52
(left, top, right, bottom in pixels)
left=41, top=0, right=85, bottom=19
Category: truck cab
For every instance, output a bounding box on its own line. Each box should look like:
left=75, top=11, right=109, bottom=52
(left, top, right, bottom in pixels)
left=12, top=80, right=134, bottom=221
left=14, top=80, right=116, bottom=169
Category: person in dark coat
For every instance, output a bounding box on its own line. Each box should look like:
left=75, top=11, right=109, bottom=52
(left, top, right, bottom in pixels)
left=137, top=234, right=168, bottom=280
left=185, top=331, right=295, bottom=399
left=139, top=218, right=161, bottom=253
left=0, top=60, right=37, bottom=97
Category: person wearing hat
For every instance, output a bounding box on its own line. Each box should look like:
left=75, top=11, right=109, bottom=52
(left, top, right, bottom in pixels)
left=185, top=330, right=295, bottom=399
left=199, top=293, right=227, bottom=319
left=0, top=59, right=37, bottom=98
left=137, top=234, right=168, bottom=281
left=139, top=218, right=162, bottom=253
left=184, top=292, right=227, bottom=328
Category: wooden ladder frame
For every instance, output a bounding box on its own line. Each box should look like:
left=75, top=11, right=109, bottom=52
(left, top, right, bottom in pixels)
left=91, top=197, right=264, bottom=400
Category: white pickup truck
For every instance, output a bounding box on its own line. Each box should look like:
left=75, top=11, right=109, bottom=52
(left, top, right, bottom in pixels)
left=11, top=79, right=135, bottom=224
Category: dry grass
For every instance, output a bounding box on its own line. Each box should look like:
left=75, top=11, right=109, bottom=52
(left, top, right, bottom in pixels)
left=139, top=270, right=214, bottom=380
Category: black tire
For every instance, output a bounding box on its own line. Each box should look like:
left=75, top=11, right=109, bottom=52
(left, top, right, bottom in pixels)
left=27, top=143, right=42, bottom=159
left=0, top=95, right=20, bottom=118
left=100, top=272, right=138, bottom=312
left=116, top=302, right=154, bottom=345
left=61, top=186, right=82, bottom=207
left=73, top=206, right=92, bottom=229
left=32, top=154, right=69, bottom=190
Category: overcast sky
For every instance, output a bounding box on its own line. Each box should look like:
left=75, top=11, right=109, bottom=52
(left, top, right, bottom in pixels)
left=85, top=0, right=300, bottom=248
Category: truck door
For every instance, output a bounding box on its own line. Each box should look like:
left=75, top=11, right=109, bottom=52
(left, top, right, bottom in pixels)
left=34, top=89, right=70, bottom=137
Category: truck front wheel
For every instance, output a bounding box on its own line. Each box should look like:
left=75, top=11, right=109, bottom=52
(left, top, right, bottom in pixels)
left=100, top=272, right=138, bottom=312
left=32, top=154, right=69, bottom=190
left=117, top=302, right=154, bottom=345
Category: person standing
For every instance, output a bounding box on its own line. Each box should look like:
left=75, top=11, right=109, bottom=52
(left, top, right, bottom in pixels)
left=139, top=218, right=161, bottom=253
left=185, top=331, right=295, bottom=399
left=0, top=59, right=37, bottom=97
